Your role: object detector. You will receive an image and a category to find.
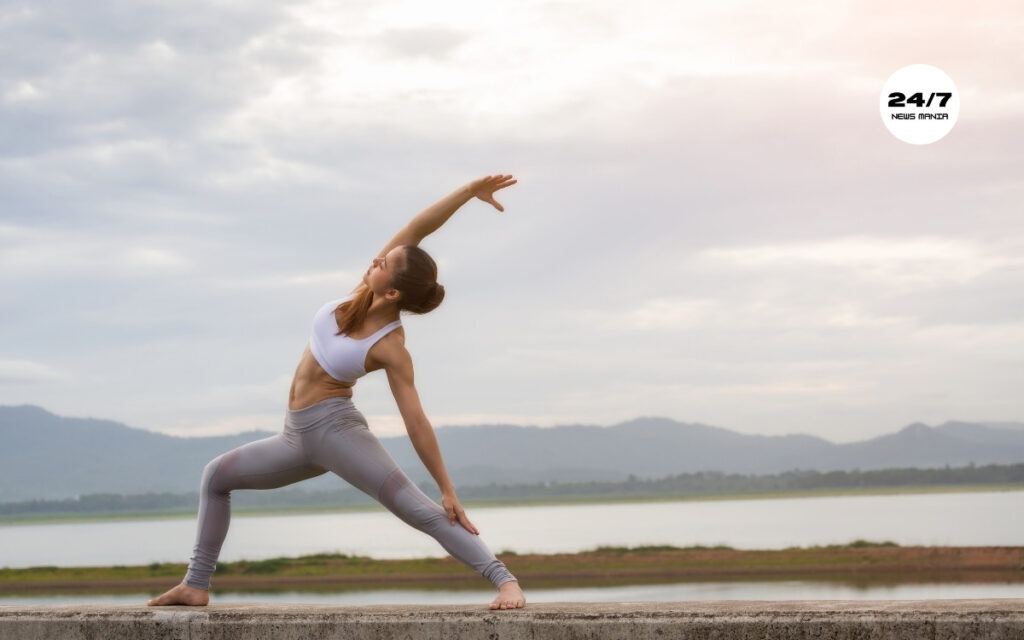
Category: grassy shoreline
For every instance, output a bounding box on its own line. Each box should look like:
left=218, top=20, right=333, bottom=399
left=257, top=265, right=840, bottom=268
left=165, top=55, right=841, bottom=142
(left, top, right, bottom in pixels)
left=2, top=483, right=1021, bottom=526
left=2, top=543, right=1022, bottom=594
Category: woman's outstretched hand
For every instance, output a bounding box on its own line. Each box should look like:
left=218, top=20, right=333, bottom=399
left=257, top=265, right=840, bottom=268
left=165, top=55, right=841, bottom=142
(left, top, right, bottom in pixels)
left=442, top=492, right=480, bottom=535
left=468, top=175, right=517, bottom=212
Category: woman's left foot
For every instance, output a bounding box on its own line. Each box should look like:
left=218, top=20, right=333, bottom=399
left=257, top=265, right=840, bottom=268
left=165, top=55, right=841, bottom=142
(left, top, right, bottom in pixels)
left=147, top=582, right=209, bottom=606
left=489, top=580, right=526, bottom=610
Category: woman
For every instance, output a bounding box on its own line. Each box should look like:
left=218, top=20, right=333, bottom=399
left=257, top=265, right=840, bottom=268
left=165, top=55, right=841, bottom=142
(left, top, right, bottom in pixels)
left=148, top=175, right=526, bottom=610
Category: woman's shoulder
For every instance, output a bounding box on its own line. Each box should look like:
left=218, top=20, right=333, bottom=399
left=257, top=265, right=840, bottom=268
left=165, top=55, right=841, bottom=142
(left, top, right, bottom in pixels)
left=371, top=323, right=407, bottom=353
left=365, top=324, right=409, bottom=373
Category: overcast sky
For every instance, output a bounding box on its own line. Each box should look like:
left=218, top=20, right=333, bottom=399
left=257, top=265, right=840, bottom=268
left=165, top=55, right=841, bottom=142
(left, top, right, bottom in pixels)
left=2, top=1, right=1022, bottom=442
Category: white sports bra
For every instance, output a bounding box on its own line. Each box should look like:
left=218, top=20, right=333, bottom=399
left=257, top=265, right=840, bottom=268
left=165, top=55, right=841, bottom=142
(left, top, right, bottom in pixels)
left=309, top=294, right=402, bottom=384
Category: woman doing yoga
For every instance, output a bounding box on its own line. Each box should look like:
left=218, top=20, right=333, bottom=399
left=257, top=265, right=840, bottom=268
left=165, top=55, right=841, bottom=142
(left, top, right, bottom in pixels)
left=148, top=175, right=526, bottom=610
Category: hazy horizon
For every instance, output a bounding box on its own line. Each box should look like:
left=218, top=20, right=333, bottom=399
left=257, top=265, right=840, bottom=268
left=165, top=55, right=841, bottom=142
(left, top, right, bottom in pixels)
left=3, top=402, right=1023, bottom=446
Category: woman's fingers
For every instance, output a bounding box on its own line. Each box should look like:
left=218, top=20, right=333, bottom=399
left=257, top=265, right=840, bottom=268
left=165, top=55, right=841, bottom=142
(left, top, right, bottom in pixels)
left=469, top=174, right=516, bottom=212
left=490, top=175, right=517, bottom=190
left=447, top=503, right=480, bottom=535
left=477, top=175, right=517, bottom=192
left=458, top=511, right=480, bottom=535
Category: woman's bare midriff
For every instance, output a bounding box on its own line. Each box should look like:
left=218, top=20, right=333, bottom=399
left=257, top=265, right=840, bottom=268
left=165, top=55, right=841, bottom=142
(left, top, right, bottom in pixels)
left=288, top=344, right=355, bottom=410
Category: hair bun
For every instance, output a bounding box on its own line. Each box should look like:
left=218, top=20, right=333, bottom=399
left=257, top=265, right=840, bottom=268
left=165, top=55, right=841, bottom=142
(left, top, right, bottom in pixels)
left=391, top=245, right=444, bottom=314
left=427, top=282, right=445, bottom=309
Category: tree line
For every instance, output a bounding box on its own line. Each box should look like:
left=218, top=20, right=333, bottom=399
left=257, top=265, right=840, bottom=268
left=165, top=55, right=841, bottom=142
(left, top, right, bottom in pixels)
left=2, top=462, right=1021, bottom=517
left=448, top=462, right=1024, bottom=501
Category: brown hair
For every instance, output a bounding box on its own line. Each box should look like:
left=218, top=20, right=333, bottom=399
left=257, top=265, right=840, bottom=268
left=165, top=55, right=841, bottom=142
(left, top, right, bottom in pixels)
left=390, top=245, right=445, bottom=314
left=334, top=285, right=374, bottom=336
left=334, top=245, right=445, bottom=335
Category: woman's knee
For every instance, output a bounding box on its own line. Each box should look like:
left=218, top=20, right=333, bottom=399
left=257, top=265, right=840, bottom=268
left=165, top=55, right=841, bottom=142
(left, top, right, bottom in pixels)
left=379, top=470, right=447, bottom=529
left=200, top=451, right=238, bottom=495
left=406, top=494, right=448, bottom=530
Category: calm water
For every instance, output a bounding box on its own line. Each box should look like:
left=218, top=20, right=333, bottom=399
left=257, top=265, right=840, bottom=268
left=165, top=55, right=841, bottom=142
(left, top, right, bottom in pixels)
left=1, top=490, right=1021, bottom=570
left=3, top=491, right=1023, bottom=606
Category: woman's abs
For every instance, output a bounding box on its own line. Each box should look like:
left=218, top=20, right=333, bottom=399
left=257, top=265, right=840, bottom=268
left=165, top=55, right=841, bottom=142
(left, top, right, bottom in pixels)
left=289, top=344, right=354, bottom=410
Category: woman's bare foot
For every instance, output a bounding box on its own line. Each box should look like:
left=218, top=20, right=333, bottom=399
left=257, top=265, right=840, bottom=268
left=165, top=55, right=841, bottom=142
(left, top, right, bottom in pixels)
left=489, top=580, right=526, bottom=610
left=147, top=582, right=209, bottom=606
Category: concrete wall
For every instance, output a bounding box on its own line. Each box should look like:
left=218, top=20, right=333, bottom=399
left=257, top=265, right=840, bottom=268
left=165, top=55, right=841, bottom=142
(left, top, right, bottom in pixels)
left=2, top=600, right=1023, bottom=639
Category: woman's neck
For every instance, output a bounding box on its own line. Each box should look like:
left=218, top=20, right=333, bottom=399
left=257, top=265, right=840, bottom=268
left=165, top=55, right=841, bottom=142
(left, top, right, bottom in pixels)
left=366, top=294, right=400, bottom=324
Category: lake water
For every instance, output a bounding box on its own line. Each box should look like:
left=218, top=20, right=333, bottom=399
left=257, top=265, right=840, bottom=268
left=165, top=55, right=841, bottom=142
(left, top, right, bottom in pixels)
left=2, top=490, right=1022, bottom=570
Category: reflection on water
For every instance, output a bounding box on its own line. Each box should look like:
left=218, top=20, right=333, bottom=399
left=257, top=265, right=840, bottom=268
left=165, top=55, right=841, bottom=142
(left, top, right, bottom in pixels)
left=4, top=580, right=1024, bottom=607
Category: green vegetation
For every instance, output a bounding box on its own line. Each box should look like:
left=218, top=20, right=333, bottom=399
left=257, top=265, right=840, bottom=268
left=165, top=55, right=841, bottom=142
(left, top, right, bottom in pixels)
left=0, top=541, right=885, bottom=584
left=845, top=539, right=899, bottom=548
left=1, top=463, right=1022, bottom=525
left=594, top=544, right=736, bottom=553
left=5, top=542, right=1023, bottom=596
left=448, top=463, right=1024, bottom=503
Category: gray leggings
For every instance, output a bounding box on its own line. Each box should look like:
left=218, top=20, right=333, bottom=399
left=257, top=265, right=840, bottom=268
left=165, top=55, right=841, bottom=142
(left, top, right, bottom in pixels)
left=183, top=397, right=517, bottom=590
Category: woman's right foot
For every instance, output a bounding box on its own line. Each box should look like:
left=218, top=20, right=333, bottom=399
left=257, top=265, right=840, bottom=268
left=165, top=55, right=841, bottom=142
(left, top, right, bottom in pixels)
left=147, top=582, right=209, bottom=606
left=489, top=580, right=526, bottom=610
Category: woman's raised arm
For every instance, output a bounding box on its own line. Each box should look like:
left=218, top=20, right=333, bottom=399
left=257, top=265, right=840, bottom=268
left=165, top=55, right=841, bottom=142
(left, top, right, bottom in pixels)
left=374, top=175, right=517, bottom=260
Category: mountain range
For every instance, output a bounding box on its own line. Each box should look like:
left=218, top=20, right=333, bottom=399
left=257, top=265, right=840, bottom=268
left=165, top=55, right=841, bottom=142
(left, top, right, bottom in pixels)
left=2, top=404, right=1023, bottom=502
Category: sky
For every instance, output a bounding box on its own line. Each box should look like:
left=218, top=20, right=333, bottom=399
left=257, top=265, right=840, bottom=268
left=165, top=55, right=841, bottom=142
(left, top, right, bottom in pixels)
left=1, top=0, right=1022, bottom=442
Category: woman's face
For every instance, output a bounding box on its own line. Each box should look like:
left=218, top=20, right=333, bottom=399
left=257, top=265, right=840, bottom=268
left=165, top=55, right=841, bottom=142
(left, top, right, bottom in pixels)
left=363, top=246, right=404, bottom=297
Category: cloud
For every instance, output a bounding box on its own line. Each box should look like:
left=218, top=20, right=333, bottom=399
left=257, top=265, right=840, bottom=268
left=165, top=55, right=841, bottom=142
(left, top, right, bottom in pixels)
left=209, top=270, right=362, bottom=292
left=0, top=360, right=68, bottom=385
left=372, top=26, right=470, bottom=60
left=157, top=412, right=284, bottom=438
left=1, top=1, right=1021, bottom=442
left=0, top=225, right=192, bottom=278
left=696, top=236, right=1024, bottom=290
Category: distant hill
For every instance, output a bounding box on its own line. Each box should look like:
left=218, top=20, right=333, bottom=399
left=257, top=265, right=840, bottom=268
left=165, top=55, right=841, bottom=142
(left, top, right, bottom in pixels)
left=2, top=405, right=1023, bottom=501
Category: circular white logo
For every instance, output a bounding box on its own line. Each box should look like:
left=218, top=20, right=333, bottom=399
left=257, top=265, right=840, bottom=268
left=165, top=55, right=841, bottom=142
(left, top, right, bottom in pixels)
left=880, top=64, right=959, bottom=145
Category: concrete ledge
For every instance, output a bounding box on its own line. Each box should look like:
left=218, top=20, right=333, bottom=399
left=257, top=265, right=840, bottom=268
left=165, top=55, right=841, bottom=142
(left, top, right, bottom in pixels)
left=2, top=600, right=1023, bottom=639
